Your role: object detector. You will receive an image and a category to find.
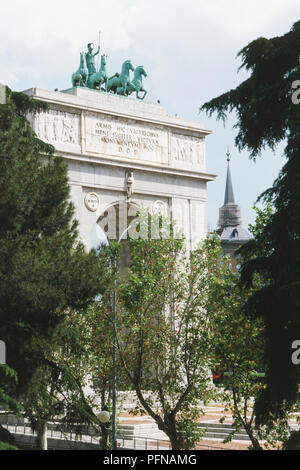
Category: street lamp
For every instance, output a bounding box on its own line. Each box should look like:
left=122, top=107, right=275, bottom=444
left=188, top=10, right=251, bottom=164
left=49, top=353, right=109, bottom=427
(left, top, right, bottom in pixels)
left=98, top=410, right=111, bottom=424
left=92, top=219, right=134, bottom=450
left=112, top=224, right=133, bottom=450
left=97, top=409, right=111, bottom=450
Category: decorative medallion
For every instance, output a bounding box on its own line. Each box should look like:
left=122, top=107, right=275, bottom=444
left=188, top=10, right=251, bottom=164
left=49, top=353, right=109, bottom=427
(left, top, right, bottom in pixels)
left=84, top=192, right=100, bottom=212
left=152, top=200, right=168, bottom=216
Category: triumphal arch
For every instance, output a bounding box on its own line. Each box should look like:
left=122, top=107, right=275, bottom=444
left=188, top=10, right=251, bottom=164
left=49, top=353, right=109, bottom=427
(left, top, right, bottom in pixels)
left=24, top=48, right=215, bottom=251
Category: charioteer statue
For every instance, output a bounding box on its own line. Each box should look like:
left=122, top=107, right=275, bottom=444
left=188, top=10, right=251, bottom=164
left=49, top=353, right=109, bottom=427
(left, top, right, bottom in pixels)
left=85, top=43, right=100, bottom=76
left=71, top=41, right=147, bottom=100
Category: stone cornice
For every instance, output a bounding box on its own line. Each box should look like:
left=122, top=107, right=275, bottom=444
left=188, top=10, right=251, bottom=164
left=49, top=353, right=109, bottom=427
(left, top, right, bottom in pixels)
left=23, top=87, right=212, bottom=137
left=50, top=150, right=216, bottom=182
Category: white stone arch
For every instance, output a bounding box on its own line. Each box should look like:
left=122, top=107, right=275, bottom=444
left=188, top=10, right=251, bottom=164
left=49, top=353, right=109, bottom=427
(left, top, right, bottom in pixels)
left=96, top=200, right=141, bottom=242
left=92, top=200, right=142, bottom=276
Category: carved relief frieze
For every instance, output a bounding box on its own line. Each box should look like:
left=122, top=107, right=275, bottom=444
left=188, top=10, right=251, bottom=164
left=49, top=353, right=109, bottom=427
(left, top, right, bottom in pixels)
left=84, top=112, right=168, bottom=164
left=34, top=109, right=80, bottom=147
left=171, top=133, right=205, bottom=170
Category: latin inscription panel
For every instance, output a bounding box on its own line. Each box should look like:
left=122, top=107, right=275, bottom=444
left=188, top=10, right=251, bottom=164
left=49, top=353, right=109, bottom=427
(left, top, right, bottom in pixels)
left=85, top=113, right=169, bottom=164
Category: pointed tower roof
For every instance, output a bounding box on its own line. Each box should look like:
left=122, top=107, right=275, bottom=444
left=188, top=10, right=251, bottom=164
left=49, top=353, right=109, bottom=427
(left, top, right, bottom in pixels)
left=217, top=149, right=251, bottom=246
left=218, top=149, right=241, bottom=229
left=224, top=150, right=235, bottom=204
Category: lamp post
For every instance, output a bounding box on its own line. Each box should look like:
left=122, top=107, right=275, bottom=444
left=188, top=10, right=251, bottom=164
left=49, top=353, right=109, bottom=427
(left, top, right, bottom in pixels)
left=112, top=253, right=117, bottom=450
left=112, top=224, right=133, bottom=450
left=98, top=409, right=111, bottom=450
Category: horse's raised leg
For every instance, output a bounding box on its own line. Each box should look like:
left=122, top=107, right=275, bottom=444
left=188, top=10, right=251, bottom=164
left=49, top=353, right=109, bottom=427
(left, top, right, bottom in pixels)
left=141, top=88, right=147, bottom=100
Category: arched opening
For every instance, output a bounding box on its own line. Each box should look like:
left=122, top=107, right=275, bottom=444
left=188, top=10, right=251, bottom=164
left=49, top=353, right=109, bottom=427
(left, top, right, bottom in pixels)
left=91, top=223, right=109, bottom=250
left=97, top=201, right=140, bottom=277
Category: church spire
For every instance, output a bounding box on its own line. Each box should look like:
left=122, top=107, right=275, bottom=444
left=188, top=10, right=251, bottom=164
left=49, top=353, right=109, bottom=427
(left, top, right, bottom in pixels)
left=224, top=148, right=235, bottom=204
left=216, top=149, right=252, bottom=267
left=218, top=149, right=241, bottom=229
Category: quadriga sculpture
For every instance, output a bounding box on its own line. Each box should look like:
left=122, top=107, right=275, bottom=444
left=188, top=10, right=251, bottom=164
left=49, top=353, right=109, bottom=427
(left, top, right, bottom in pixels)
left=72, top=52, right=88, bottom=87
left=71, top=45, right=148, bottom=100
left=127, top=65, right=147, bottom=100
left=87, top=54, right=108, bottom=90
left=106, top=60, right=134, bottom=96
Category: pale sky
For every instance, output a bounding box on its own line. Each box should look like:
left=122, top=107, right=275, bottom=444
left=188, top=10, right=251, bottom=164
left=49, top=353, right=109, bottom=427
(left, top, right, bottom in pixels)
left=0, top=0, right=299, bottom=230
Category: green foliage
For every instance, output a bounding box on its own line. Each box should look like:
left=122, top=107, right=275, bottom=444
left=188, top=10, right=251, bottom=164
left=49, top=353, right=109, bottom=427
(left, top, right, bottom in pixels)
left=0, top=441, right=18, bottom=450
left=211, top=272, right=292, bottom=449
left=100, top=222, right=233, bottom=450
left=0, top=364, right=21, bottom=450
left=201, top=21, right=300, bottom=424
left=248, top=203, right=274, bottom=239
left=175, top=406, right=206, bottom=451
left=201, top=22, right=300, bottom=158
left=211, top=225, right=294, bottom=449
left=0, top=365, right=22, bottom=414
left=0, top=87, right=104, bottom=444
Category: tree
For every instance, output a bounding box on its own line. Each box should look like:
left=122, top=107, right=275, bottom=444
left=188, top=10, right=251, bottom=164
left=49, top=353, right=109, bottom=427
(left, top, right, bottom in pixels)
left=0, top=87, right=103, bottom=448
left=200, top=21, right=300, bottom=424
left=0, top=364, right=21, bottom=450
left=100, top=213, right=232, bottom=450
left=18, top=243, right=120, bottom=450
left=210, top=251, right=265, bottom=450
left=211, top=262, right=291, bottom=450
left=212, top=204, right=298, bottom=450
left=30, top=243, right=129, bottom=450
left=22, top=306, right=113, bottom=450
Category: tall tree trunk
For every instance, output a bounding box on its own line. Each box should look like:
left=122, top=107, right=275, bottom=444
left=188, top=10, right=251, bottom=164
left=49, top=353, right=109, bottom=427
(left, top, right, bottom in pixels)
left=36, top=420, right=47, bottom=450
left=163, top=414, right=182, bottom=450
left=168, top=434, right=182, bottom=450
left=245, top=425, right=263, bottom=450
left=135, top=387, right=184, bottom=450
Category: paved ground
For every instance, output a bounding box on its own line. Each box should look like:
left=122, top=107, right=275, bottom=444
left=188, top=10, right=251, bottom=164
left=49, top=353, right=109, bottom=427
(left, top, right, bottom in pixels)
left=118, top=401, right=299, bottom=450
left=3, top=401, right=298, bottom=450
left=196, top=440, right=250, bottom=450
left=119, top=401, right=299, bottom=426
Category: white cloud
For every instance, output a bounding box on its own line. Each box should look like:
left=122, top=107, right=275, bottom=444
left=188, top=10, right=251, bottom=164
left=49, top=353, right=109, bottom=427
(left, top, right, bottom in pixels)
left=0, top=0, right=134, bottom=52
left=0, top=0, right=298, bottom=228
left=0, top=0, right=136, bottom=88
left=0, top=0, right=299, bottom=90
